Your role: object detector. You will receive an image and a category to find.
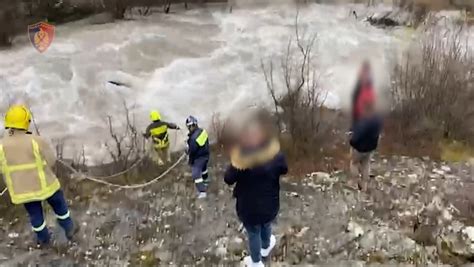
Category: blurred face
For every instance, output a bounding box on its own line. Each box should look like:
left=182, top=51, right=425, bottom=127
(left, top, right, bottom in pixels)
left=360, top=62, right=371, bottom=81
left=187, top=125, right=196, bottom=132
left=238, top=123, right=267, bottom=149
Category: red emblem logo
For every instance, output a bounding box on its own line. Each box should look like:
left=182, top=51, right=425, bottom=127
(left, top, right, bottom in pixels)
left=28, top=22, right=55, bottom=53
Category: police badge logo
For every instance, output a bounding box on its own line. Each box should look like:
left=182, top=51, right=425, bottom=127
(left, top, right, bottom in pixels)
left=28, top=22, right=55, bottom=53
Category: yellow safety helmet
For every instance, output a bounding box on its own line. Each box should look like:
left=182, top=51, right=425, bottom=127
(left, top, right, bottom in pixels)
left=150, top=110, right=161, bottom=121
left=4, top=105, right=32, bottom=130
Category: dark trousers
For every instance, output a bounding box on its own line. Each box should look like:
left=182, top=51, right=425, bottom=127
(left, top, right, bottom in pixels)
left=244, top=222, right=272, bottom=263
left=23, top=190, right=73, bottom=244
left=191, top=157, right=209, bottom=193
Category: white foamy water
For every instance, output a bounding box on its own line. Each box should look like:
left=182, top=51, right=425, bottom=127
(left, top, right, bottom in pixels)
left=0, top=3, right=408, bottom=163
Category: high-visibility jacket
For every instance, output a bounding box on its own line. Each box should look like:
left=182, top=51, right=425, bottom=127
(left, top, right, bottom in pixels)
left=0, top=130, right=60, bottom=204
left=187, top=128, right=210, bottom=165
left=145, top=120, right=179, bottom=149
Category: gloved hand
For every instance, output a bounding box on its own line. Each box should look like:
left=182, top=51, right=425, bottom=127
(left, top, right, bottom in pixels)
left=184, top=140, right=189, bottom=154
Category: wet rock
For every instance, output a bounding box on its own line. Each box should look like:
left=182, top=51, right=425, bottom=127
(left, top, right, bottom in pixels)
left=88, top=13, right=115, bottom=25
left=367, top=12, right=401, bottom=27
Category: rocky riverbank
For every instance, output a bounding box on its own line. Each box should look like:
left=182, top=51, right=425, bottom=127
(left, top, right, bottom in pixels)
left=0, top=151, right=473, bottom=266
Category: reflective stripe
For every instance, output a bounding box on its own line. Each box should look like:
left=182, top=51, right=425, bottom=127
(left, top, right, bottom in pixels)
left=151, top=124, right=169, bottom=149
left=0, top=145, right=13, bottom=195
left=56, top=210, right=70, bottom=220
left=0, top=139, right=60, bottom=204
left=32, top=222, right=46, bottom=232
left=196, top=130, right=208, bottom=147
left=32, top=140, right=47, bottom=190
left=150, top=125, right=168, bottom=137
left=194, top=178, right=204, bottom=184
left=202, top=170, right=208, bottom=175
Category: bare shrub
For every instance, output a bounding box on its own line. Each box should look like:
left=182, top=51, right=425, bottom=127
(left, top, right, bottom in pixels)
left=390, top=26, right=474, bottom=143
left=103, top=102, right=146, bottom=173
left=261, top=12, right=329, bottom=159
left=211, top=113, right=229, bottom=150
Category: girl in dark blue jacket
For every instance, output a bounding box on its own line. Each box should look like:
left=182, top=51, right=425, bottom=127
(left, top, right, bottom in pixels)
left=224, top=138, right=288, bottom=267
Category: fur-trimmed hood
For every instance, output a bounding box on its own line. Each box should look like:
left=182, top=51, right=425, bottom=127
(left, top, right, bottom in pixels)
left=230, top=138, right=280, bottom=170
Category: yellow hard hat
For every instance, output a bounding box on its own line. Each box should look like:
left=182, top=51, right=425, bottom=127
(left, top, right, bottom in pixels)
left=5, top=105, right=32, bottom=130
left=150, top=110, right=161, bottom=121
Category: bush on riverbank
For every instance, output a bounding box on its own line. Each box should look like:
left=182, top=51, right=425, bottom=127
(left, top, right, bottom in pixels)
left=388, top=26, right=474, bottom=156
left=261, top=12, right=335, bottom=163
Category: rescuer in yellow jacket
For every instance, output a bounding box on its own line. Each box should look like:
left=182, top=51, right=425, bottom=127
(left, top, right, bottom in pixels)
left=0, top=105, right=77, bottom=245
left=143, top=110, right=180, bottom=165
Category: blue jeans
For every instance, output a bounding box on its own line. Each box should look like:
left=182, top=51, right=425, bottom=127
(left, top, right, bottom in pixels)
left=191, top=157, right=209, bottom=193
left=244, top=222, right=272, bottom=263
left=23, top=190, right=73, bottom=244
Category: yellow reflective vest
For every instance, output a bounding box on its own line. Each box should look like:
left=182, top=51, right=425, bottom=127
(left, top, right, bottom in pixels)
left=150, top=124, right=169, bottom=149
left=0, top=130, right=60, bottom=204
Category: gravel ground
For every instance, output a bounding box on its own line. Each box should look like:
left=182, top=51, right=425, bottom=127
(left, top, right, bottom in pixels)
left=0, top=152, right=473, bottom=266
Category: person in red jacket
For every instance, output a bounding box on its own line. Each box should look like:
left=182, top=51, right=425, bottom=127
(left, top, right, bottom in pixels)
left=351, top=61, right=375, bottom=127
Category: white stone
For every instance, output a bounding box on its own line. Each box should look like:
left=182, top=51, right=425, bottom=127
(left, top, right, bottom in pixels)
left=311, top=172, right=331, bottom=180
left=462, top=226, right=474, bottom=242
left=296, top=227, right=310, bottom=238
left=441, top=166, right=451, bottom=173
left=8, top=232, right=18, bottom=238
left=442, top=209, right=453, bottom=222
left=347, top=221, right=364, bottom=238
left=215, top=246, right=227, bottom=257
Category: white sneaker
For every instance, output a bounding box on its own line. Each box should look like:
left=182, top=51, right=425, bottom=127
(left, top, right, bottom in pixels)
left=242, top=256, right=264, bottom=267
left=261, top=235, right=276, bottom=257
left=197, top=192, right=207, bottom=199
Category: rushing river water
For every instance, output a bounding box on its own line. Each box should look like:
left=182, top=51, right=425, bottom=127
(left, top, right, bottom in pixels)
left=0, top=3, right=411, bottom=162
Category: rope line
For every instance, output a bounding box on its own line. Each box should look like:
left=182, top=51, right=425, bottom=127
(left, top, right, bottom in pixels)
left=59, top=152, right=187, bottom=189
left=58, top=156, right=146, bottom=180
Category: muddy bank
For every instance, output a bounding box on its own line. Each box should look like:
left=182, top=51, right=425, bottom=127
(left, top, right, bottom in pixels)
left=0, top=151, right=473, bottom=266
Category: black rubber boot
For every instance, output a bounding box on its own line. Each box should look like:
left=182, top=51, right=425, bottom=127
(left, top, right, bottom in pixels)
left=66, top=221, right=80, bottom=241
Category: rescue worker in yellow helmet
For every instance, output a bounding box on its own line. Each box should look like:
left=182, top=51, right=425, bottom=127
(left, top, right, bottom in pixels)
left=0, top=105, right=77, bottom=245
left=143, top=110, right=180, bottom=165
